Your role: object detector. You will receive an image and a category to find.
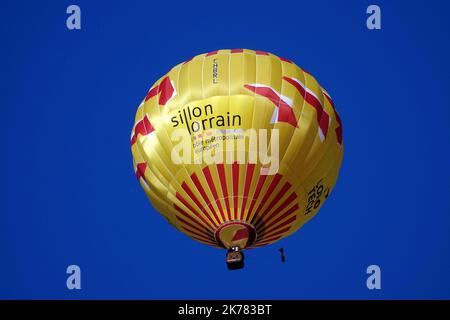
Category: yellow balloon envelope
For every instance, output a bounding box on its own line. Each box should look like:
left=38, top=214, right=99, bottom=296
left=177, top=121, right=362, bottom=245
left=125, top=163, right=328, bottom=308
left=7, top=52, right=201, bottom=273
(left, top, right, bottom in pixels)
left=131, top=49, right=343, bottom=255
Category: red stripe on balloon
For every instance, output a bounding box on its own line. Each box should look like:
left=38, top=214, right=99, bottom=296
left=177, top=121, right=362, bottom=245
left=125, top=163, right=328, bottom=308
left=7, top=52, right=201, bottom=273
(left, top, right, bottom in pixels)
left=183, top=230, right=218, bottom=246
left=217, top=164, right=231, bottom=221
left=180, top=226, right=215, bottom=244
left=174, top=204, right=214, bottom=233
left=245, top=174, right=267, bottom=221
left=206, top=50, right=219, bottom=56
left=190, top=173, right=221, bottom=226
left=240, top=163, right=255, bottom=220
left=258, top=182, right=292, bottom=220
left=135, top=163, right=147, bottom=181
left=176, top=192, right=215, bottom=230
left=230, top=49, right=244, bottom=53
left=144, top=85, right=159, bottom=102
left=181, top=182, right=218, bottom=228
left=283, top=76, right=329, bottom=138
left=232, top=162, right=239, bottom=220
left=279, top=57, right=292, bottom=63
left=157, top=76, right=175, bottom=105
left=191, top=236, right=220, bottom=247
left=176, top=214, right=213, bottom=239
left=131, top=115, right=154, bottom=146
left=195, top=238, right=220, bottom=246
left=202, top=166, right=226, bottom=223
left=250, top=174, right=282, bottom=224
left=261, top=212, right=297, bottom=238
left=257, top=203, right=297, bottom=234
left=244, top=84, right=298, bottom=127
left=252, top=235, right=282, bottom=247
left=256, top=192, right=297, bottom=229
left=130, top=135, right=136, bottom=146
left=144, top=76, right=175, bottom=105
left=261, top=225, right=292, bottom=240
left=192, top=238, right=218, bottom=246
left=323, top=92, right=343, bottom=145
left=231, top=228, right=249, bottom=242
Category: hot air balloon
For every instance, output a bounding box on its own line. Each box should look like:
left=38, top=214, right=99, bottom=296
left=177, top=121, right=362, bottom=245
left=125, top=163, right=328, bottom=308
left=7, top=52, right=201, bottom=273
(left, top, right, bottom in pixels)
left=131, top=49, right=343, bottom=269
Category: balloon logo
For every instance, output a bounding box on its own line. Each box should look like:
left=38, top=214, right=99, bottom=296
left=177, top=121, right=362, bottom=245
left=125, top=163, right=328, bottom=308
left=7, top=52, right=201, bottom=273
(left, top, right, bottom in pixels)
left=131, top=49, right=344, bottom=269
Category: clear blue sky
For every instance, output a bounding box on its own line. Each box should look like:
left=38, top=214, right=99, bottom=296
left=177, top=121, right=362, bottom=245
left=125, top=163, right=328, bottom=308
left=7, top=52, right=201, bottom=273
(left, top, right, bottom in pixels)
left=1, top=0, right=449, bottom=299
